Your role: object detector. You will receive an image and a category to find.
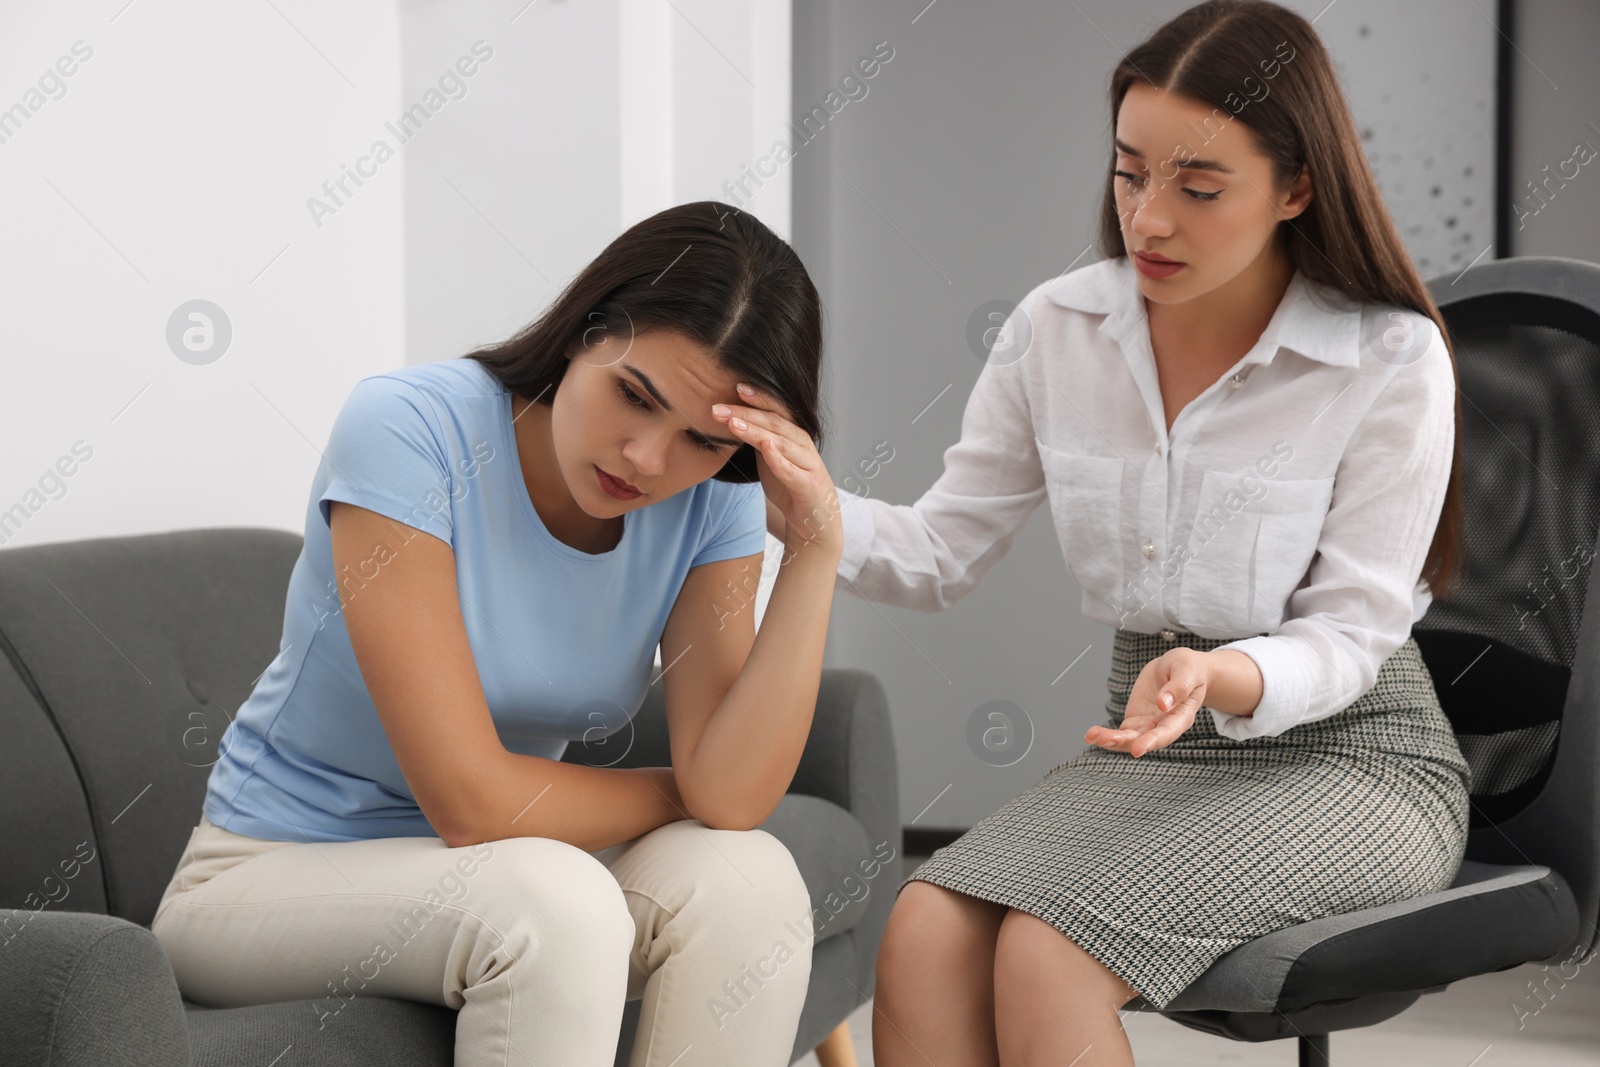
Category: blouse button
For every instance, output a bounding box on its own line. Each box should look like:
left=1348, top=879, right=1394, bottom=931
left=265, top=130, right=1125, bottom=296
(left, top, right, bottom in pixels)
left=1228, top=373, right=1245, bottom=389
left=1159, top=628, right=1177, bottom=642
left=1142, top=539, right=1155, bottom=559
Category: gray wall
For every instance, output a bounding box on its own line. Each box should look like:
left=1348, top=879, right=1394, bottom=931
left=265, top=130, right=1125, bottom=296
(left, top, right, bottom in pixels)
left=1509, top=0, right=1600, bottom=258
left=794, top=0, right=1504, bottom=831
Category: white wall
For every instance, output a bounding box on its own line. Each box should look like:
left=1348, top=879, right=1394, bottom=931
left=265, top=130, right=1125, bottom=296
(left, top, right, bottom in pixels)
left=0, top=1, right=404, bottom=550
left=1, top=0, right=791, bottom=635
left=397, top=0, right=793, bottom=636
left=399, top=0, right=792, bottom=377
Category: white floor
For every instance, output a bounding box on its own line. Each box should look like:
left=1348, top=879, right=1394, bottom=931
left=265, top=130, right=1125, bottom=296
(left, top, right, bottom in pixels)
left=793, top=855, right=1600, bottom=1067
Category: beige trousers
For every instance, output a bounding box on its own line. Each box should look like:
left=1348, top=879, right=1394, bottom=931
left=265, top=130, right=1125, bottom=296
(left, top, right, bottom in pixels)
left=151, top=813, right=815, bottom=1067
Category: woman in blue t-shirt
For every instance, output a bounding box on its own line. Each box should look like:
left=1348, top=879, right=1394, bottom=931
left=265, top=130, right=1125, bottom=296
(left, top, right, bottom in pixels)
left=152, top=201, right=843, bottom=1067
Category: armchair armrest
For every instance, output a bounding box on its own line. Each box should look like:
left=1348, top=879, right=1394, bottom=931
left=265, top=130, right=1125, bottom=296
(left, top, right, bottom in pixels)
left=0, top=908, right=193, bottom=1066
left=785, top=667, right=900, bottom=998
left=787, top=668, right=899, bottom=856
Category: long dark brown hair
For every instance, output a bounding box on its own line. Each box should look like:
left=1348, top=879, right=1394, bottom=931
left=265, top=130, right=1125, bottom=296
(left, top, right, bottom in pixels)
left=1097, top=0, right=1465, bottom=599
left=464, top=201, right=825, bottom=484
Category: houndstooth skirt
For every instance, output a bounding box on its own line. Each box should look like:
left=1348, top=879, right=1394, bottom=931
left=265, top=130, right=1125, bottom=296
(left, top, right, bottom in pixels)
left=899, top=628, right=1473, bottom=1010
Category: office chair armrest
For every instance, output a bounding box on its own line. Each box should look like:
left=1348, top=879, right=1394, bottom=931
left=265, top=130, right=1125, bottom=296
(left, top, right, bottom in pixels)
left=0, top=908, right=193, bottom=1066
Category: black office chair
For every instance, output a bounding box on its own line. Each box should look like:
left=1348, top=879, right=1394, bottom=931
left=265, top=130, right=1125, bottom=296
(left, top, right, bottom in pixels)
left=1123, top=256, right=1600, bottom=1065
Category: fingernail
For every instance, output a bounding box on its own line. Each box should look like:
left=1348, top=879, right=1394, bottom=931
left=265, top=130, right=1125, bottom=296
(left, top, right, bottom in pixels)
left=736, top=383, right=754, bottom=395
left=731, top=417, right=747, bottom=430
left=712, top=404, right=730, bottom=416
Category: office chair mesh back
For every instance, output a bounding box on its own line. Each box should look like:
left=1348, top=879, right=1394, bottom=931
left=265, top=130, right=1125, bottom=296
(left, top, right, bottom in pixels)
left=1414, top=293, right=1600, bottom=828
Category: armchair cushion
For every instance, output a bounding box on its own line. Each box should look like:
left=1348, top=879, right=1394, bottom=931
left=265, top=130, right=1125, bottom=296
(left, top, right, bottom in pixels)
left=0, top=909, right=192, bottom=1067
left=184, top=997, right=456, bottom=1067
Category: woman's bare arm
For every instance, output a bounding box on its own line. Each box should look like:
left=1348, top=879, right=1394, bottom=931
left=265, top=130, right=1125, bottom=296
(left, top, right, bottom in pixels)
left=654, top=539, right=839, bottom=831
left=330, top=500, right=686, bottom=851
left=659, top=383, right=844, bottom=829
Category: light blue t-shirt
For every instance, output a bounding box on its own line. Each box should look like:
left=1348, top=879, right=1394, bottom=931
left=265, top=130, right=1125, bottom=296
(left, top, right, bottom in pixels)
left=203, top=357, right=767, bottom=843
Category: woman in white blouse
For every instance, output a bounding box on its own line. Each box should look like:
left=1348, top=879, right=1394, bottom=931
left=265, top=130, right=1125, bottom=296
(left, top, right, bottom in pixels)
left=728, top=2, right=1473, bottom=1063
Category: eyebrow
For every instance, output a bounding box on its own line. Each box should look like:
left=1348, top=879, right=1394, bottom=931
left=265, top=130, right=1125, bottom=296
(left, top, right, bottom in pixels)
left=1114, top=138, right=1234, bottom=175
left=621, top=364, right=744, bottom=447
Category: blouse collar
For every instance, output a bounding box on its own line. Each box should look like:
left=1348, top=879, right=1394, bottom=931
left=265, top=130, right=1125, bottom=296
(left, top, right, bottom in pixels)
left=1041, top=254, right=1364, bottom=371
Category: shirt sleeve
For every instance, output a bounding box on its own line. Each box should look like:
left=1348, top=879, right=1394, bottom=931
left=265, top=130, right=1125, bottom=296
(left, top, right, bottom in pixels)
left=1209, top=318, right=1456, bottom=740
left=834, top=300, right=1048, bottom=611
left=690, top=480, right=768, bottom=568
left=316, top=375, right=454, bottom=545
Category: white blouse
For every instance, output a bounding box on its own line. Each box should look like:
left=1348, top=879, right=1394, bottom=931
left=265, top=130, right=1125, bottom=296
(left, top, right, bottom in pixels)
left=833, top=255, right=1456, bottom=741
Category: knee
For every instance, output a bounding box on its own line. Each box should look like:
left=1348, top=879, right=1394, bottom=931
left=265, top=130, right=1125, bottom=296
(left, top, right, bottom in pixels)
left=466, top=837, right=634, bottom=955
left=703, top=827, right=812, bottom=923
left=677, top=826, right=812, bottom=955
left=876, top=881, right=940, bottom=979
left=994, top=908, right=1138, bottom=1007
left=877, top=881, right=1002, bottom=985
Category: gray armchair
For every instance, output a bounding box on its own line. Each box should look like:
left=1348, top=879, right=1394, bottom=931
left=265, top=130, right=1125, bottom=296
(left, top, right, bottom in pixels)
left=0, top=527, right=898, bottom=1066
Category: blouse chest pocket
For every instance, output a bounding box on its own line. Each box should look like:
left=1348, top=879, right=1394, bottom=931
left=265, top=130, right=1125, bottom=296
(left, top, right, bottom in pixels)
left=1176, top=470, right=1335, bottom=635
left=1036, top=437, right=1125, bottom=601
